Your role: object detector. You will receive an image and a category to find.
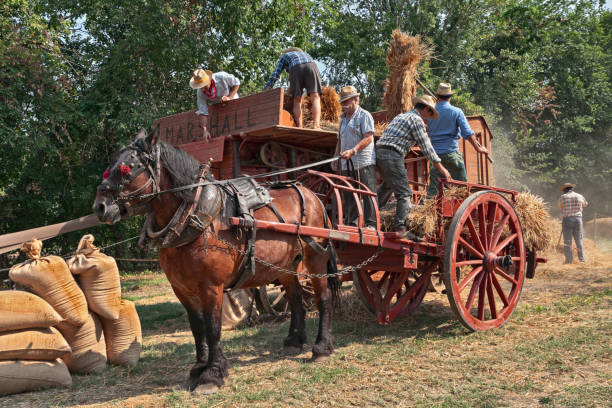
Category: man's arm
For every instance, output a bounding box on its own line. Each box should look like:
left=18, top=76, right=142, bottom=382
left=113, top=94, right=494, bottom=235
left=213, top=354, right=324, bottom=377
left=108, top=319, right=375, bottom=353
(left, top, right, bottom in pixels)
left=221, top=85, right=240, bottom=102
left=340, top=133, right=373, bottom=159
left=264, top=57, right=286, bottom=90
left=196, top=89, right=211, bottom=141
left=413, top=121, right=451, bottom=180
left=467, top=134, right=488, bottom=154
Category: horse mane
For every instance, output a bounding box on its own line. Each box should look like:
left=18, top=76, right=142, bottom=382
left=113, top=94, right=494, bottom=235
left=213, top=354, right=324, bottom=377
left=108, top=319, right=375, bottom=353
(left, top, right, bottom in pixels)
left=133, top=138, right=203, bottom=203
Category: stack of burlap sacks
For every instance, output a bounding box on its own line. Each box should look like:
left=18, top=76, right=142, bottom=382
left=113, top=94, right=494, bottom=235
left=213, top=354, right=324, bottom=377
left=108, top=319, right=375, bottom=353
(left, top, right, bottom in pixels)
left=0, top=235, right=141, bottom=396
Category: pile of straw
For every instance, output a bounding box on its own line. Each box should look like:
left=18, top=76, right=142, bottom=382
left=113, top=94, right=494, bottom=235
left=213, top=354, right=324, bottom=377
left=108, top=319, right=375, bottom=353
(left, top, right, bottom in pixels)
left=284, top=86, right=342, bottom=128
left=383, top=30, right=433, bottom=119
left=374, top=121, right=389, bottom=136
left=380, top=186, right=469, bottom=235
left=319, top=87, right=342, bottom=122
left=513, top=192, right=553, bottom=251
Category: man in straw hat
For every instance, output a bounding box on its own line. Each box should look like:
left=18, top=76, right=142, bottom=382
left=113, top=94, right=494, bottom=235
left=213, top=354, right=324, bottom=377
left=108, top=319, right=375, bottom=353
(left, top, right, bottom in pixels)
left=190, top=68, right=240, bottom=142
left=264, top=47, right=322, bottom=129
left=426, top=82, right=488, bottom=198
left=558, top=182, right=588, bottom=263
left=376, top=94, right=451, bottom=240
left=332, top=85, right=376, bottom=228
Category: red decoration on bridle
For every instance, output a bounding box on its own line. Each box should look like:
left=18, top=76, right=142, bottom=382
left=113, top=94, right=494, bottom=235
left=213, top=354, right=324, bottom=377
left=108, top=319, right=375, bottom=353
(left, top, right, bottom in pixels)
left=102, top=168, right=110, bottom=180
left=120, top=164, right=131, bottom=176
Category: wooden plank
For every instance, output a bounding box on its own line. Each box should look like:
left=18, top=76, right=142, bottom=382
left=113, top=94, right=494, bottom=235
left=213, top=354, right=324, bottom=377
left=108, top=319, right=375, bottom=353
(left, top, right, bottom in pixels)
left=0, top=214, right=101, bottom=255
left=179, top=136, right=225, bottom=163
left=152, top=88, right=285, bottom=145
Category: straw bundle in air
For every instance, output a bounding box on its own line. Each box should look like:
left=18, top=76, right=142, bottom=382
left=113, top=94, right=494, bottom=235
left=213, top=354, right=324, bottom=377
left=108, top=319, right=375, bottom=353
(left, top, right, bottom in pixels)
left=383, top=30, right=433, bottom=119
left=513, top=192, right=553, bottom=251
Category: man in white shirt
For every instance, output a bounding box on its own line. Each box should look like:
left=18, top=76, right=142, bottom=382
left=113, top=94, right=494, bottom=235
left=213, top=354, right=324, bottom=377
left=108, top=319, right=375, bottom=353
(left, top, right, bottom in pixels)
left=190, top=68, right=240, bottom=142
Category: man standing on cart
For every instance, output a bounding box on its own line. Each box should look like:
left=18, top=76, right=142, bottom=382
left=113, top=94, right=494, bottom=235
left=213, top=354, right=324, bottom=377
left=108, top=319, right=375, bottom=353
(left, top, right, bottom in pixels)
left=264, top=47, right=322, bottom=129
left=376, top=95, right=451, bottom=239
left=426, top=83, right=488, bottom=197
left=333, top=86, right=376, bottom=228
left=190, top=68, right=241, bottom=142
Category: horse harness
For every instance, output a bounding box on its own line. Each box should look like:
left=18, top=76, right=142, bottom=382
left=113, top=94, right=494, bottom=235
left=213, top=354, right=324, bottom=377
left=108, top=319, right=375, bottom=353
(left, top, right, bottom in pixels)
left=125, top=148, right=334, bottom=291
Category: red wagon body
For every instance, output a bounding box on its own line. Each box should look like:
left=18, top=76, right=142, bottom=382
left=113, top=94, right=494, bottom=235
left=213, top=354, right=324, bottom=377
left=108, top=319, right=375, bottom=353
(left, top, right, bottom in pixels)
left=152, top=89, right=545, bottom=331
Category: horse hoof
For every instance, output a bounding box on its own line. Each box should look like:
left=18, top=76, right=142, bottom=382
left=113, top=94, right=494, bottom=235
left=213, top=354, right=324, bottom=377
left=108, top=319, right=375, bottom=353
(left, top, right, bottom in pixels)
left=311, top=355, right=330, bottom=363
left=283, top=346, right=302, bottom=355
left=193, top=383, right=220, bottom=395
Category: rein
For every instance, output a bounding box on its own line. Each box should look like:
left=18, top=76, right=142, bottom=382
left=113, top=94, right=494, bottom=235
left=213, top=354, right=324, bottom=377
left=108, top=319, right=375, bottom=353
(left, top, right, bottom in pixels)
left=137, top=156, right=341, bottom=201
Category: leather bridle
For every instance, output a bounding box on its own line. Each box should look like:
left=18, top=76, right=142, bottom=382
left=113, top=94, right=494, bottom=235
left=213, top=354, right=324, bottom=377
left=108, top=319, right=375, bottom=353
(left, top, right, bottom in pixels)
left=97, top=142, right=161, bottom=217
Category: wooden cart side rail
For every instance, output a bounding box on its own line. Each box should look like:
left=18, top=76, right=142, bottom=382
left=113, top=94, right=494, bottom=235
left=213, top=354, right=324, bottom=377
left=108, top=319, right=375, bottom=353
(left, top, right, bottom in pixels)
left=228, top=216, right=440, bottom=255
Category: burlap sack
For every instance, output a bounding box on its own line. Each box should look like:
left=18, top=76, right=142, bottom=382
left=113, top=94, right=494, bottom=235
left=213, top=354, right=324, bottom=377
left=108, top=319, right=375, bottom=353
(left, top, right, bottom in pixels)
left=9, top=239, right=88, bottom=327
left=0, top=359, right=72, bottom=396
left=222, top=290, right=256, bottom=330
left=56, top=312, right=107, bottom=374
left=0, top=290, right=63, bottom=332
left=101, top=300, right=142, bottom=366
left=0, top=327, right=71, bottom=360
left=67, top=235, right=122, bottom=320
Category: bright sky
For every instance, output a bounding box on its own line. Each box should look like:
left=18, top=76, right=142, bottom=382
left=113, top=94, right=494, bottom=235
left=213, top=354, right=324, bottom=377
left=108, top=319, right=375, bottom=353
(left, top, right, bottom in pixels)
left=607, top=0, right=612, bottom=9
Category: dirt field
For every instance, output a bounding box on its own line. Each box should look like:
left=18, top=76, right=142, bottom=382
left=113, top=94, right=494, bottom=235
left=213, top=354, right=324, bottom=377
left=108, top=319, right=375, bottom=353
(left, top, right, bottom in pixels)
left=2, top=239, right=610, bottom=408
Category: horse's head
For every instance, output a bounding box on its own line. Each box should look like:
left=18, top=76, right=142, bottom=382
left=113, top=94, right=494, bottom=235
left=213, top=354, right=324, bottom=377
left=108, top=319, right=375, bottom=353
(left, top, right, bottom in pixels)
left=93, top=129, right=160, bottom=224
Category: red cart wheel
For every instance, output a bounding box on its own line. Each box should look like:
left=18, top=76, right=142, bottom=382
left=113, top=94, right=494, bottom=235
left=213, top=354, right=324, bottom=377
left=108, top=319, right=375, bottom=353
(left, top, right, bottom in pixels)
left=443, top=191, right=525, bottom=331
left=352, top=260, right=437, bottom=324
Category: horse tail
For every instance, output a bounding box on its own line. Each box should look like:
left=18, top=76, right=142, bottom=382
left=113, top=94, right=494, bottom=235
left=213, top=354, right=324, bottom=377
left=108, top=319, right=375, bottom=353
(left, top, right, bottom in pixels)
left=326, top=244, right=341, bottom=306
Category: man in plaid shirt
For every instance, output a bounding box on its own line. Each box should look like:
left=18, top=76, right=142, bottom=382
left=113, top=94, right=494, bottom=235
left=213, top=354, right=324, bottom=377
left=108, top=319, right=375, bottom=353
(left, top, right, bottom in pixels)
left=558, top=182, right=588, bottom=263
left=376, top=95, right=451, bottom=239
left=264, top=47, right=322, bottom=129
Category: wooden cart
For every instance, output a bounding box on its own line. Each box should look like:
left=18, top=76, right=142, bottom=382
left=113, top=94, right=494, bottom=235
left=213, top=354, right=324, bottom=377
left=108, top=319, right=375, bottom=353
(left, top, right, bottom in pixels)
left=153, top=88, right=545, bottom=331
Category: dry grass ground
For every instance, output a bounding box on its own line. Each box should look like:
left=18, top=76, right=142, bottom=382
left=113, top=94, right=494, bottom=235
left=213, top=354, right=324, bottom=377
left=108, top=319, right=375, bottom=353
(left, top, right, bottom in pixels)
left=2, top=242, right=611, bottom=408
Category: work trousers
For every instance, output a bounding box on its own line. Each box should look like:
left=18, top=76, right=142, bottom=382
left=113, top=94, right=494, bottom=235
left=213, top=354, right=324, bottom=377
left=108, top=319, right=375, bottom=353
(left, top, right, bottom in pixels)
left=427, top=150, right=467, bottom=198
left=341, top=165, right=377, bottom=228
left=562, top=215, right=585, bottom=263
left=376, top=146, right=412, bottom=231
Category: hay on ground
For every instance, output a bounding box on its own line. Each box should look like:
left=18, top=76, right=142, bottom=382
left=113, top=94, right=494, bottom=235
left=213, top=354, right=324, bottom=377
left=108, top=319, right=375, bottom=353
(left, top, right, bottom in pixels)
left=383, top=30, right=433, bottom=119
left=514, top=192, right=553, bottom=251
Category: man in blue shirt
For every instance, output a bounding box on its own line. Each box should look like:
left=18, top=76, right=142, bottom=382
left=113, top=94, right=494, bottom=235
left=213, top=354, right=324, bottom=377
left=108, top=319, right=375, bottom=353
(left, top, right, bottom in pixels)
left=377, top=95, right=451, bottom=239
left=426, top=83, right=488, bottom=197
left=264, top=47, right=322, bottom=129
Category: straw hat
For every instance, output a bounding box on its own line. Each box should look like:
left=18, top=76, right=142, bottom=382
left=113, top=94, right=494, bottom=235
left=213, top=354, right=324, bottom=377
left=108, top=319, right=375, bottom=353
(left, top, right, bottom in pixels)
left=189, top=68, right=213, bottom=89
left=283, top=47, right=303, bottom=53
left=560, top=182, right=576, bottom=191
left=411, top=94, right=439, bottom=119
left=338, top=86, right=360, bottom=103
left=435, top=82, right=454, bottom=96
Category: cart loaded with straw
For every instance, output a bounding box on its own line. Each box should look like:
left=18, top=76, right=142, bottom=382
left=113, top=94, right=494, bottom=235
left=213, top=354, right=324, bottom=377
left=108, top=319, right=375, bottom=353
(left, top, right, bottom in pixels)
left=149, top=31, right=550, bottom=330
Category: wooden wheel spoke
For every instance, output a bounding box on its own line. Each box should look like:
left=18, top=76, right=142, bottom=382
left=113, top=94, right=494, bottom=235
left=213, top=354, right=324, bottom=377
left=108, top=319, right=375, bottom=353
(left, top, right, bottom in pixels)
left=477, top=273, right=487, bottom=320
left=455, top=259, right=484, bottom=267
left=478, top=203, right=488, bottom=249
left=458, top=236, right=484, bottom=259
left=464, top=270, right=485, bottom=311
left=458, top=266, right=483, bottom=292
left=360, top=273, right=383, bottom=306
left=376, top=272, right=391, bottom=290
left=382, top=271, right=410, bottom=304
left=486, top=202, right=498, bottom=250
left=486, top=274, right=497, bottom=319
left=493, top=233, right=518, bottom=254
left=270, top=290, right=286, bottom=307
left=490, top=272, right=509, bottom=307
left=465, top=216, right=485, bottom=255
left=490, top=213, right=510, bottom=250
left=494, top=266, right=518, bottom=285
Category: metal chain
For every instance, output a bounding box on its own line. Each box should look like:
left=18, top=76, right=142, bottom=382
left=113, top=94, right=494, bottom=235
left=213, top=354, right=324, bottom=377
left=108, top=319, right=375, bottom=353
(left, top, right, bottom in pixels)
left=209, top=232, right=384, bottom=278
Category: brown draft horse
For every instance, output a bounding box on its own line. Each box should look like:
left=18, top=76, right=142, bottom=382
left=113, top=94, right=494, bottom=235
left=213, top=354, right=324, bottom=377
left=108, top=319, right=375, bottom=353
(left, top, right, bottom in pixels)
left=93, top=131, right=335, bottom=394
